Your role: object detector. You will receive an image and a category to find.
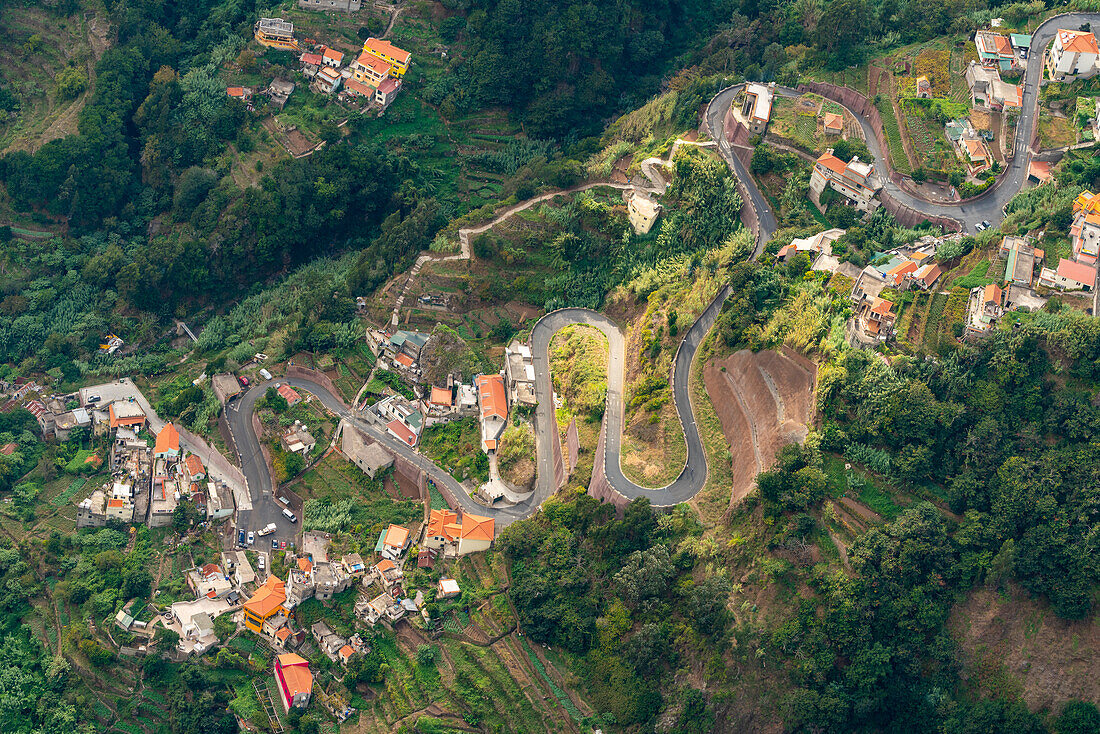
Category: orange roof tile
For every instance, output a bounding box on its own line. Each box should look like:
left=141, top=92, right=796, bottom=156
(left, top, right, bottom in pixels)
left=107, top=498, right=125, bottom=508
left=154, top=423, right=179, bottom=454
left=376, top=559, right=396, bottom=572
left=355, top=52, right=391, bottom=76
left=277, top=657, right=313, bottom=697
left=275, top=627, right=291, bottom=641
left=429, top=386, right=452, bottom=406
left=460, top=513, right=495, bottom=542
left=227, top=87, right=245, bottom=97
left=297, top=557, right=313, bottom=573
left=386, top=419, right=417, bottom=446
left=427, top=508, right=459, bottom=541
left=383, top=524, right=409, bottom=549
left=395, top=353, right=414, bottom=368
left=475, top=374, right=507, bottom=421
left=870, top=297, right=895, bottom=316
left=816, top=152, right=848, bottom=175
left=322, top=47, right=344, bottom=62
left=983, top=283, right=1002, bottom=305
left=185, top=454, right=204, bottom=477
left=822, top=112, right=843, bottom=131
left=244, top=576, right=286, bottom=618
left=344, top=78, right=376, bottom=96
left=1059, top=29, right=1099, bottom=54
left=339, top=645, right=354, bottom=660
left=363, top=37, right=410, bottom=64
left=1057, top=258, right=1097, bottom=285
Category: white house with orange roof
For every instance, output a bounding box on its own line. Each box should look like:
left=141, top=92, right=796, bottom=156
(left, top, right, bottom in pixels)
left=1039, top=258, right=1097, bottom=292
left=421, top=508, right=496, bottom=557
left=1046, top=29, right=1099, bottom=81
left=474, top=374, right=507, bottom=452
left=953, top=135, right=992, bottom=176
left=809, top=150, right=881, bottom=213
left=321, top=47, right=344, bottom=67
left=377, top=524, right=410, bottom=560
left=966, top=284, right=1004, bottom=334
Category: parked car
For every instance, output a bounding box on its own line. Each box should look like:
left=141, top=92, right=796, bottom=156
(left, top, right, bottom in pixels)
left=257, top=555, right=265, bottom=571
left=247, top=531, right=255, bottom=545
left=272, top=539, right=279, bottom=550
left=260, top=368, right=273, bottom=381
left=281, top=508, right=297, bottom=523
left=280, top=540, right=287, bottom=550
left=237, top=529, right=246, bottom=546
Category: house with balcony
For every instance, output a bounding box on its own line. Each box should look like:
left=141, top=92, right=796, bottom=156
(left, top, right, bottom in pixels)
left=1072, top=190, right=1100, bottom=264
left=1046, top=29, right=1099, bottom=81
left=975, top=30, right=1016, bottom=72
left=1039, top=258, right=1097, bottom=291
left=810, top=150, right=881, bottom=213
left=254, top=18, right=299, bottom=51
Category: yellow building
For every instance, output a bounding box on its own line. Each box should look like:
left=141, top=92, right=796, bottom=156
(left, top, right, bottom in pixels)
left=244, top=575, right=287, bottom=633
left=254, top=18, right=299, bottom=51
left=352, top=52, right=391, bottom=85
left=362, top=37, right=410, bottom=77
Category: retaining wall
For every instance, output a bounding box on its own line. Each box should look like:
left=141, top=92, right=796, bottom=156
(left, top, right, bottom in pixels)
left=287, top=365, right=349, bottom=409
left=587, top=424, right=629, bottom=517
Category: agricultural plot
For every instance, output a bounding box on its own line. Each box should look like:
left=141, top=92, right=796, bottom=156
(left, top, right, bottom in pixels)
left=876, top=98, right=913, bottom=174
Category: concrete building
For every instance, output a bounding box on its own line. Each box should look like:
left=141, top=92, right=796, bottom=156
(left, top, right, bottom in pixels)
left=254, top=18, right=298, bottom=51
left=1000, top=235, right=1042, bottom=286
left=313, top=65, right=342, bottom=95
left=206, top=481, right=235, bottom=521
left=504, top=341, right=536, bottom=406
left=211, top=374, right=241, bottom=404
left=1072, top=190, right=1100, bottom=264
left=741, top=83, right=773, bottom=134
left=975, top=30, right=1016, bottom=72
left=281, top=422, right=316, bottom=454
left=625, top=189, right=662, bottom=235
left=966, top=284, right=1004, bottom=334
left=1039, top=258, right=1097, bottom=291
left=341, top=423, right=394, bottom=478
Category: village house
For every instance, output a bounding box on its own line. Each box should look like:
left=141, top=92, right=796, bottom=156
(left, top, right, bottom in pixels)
left=322, top=47, right=344, bottom=67
left=185, top=454, right=206, bottom=483
left=423, top=385, right=455, bottom=420
left=352, top=52, right=392, bottom=86
left=298, top=0, right=361, bottom=11
left=856, top=297, right=897, bottom=343
left=355, top=592, right=405, bottom=626
left=267, top=79, right=295, bottom=109
left=222, top=550, right=255, bottom=586
left=1046, top=29, right=1099, bottom=81
left=422, top=508, right=496, bottom=557
left=281, top=421, right=316, bottom=454
left=343, top=77, right=377, bottom=101
left=953, top=134, right=993, bottom=177
left=625, top=189, right=662, bottom=235
left=907, top=262, right=944, bottom=291
left=206, top=480, right=235, bottom=521
left=475, top=374, right=508, bottom=452
left=821, top=111, right=843, bottom=136
left=1011, top=33, right=1032, bottom=58
left=277, top=384, right=302, bottom=406
left=154, top=422, right=179, bottom=459
left=776, top=228, right=846, bottom=263
left=1000, top=235, right=1043, bottom=287
left=254, top=18, right=299, bottom=51
left=375, top=395, right=423, bottom=447
left=1072, top=190, right=1100, bottom=263
left=372, top=559, right=403, bottom=592
left=966, top=284, right=1004, bottom=334
left=741, top=82, right=774, bottom=134
left=437, top=578, right=461, bottom=600
left=312, top=65, right=342, bottom=95
left=362, top=37, right=411, bottom=77
left=965, top=62, right=1021, bottom=110
left=274, top=653, right=312, bottom=712
left=383, top=330, right=430, bottom=363
left=108, top=400, right=146, bottom=430
left=975, top=30, right=1016, bottom=72
left=310, top=621, right=347, bottom=658
left=377, top=524, right=410, bottom=560
left=375, top=77, right=402, bottom=109
left=340, top=423, right=394, bottom=478
left=1039, top=258, right=1097, bottom=291
left=226, top=86, right=253, bottom=101
left=810, top=150, right=881, bottom=213
left=504, top=341, right=537, bottom=407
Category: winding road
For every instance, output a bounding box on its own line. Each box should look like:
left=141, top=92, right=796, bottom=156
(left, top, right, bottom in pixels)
left=230, top=14, right=1100, bottom=534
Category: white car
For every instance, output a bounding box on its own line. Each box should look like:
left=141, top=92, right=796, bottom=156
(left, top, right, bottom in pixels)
left=247, top=531, right=255, bottom=545
left=258, top=555, right=266, bottom=571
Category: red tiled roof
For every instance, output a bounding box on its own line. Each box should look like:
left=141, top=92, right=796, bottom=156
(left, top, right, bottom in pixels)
left=344, top=78, right=376, bottom=97
left=227, top=86, right=245, bottom=97
left=395, top=353, right=414, bottom=368
left=1058, top=29, right=1099, bottom=54
left=244, top=576, right=286, bottom=619
left=185, top=454, right=205, bottom=477
left=377, top=78, right=399, bottom=94
left=276, top=384, right=301, bottom=404
left=383, top=524, right=409, bottom=549
left=429, top=386, right=452, bottom=406
left=386, top=419, right=416, bottom=446
left=427, top=508, right=459, bottom=541
left=822, top=112, right=843, bottom=131
left=1057, top=258, right=1097, bottom=285
left=300, top=52, right=323, bottom=66
left=322, top=47, right=344, bottom=62
left=983, top=283, right=1003, bottom=305
left=355, top=52, right=391, bottom=77
left=816, top=152, right=848, bottom=176
left=0, top=442, right=17, bottom=456
left=376, top=559, right=396, bottom=572
left=475, top=374, right=507, bottom=421
left=459, top=513, right=494, bottom=542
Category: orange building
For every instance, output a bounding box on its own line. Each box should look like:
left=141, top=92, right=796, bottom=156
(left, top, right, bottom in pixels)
left=244, top=576, right=287, bottom=633
left=274, top=653, right=312, bottom=711
left=154, top=422, right=180, bottom=458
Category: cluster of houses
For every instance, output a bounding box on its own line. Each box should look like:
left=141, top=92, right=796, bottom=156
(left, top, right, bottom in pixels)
left=361, top=328, right=535, bottom=464
left=75, top=419, right=225, bottom=528
left=231, top=510, right=491, bottom=714
left=849, top=238, right=948, bottom=343
left=245, top=17, right=408, bottom=113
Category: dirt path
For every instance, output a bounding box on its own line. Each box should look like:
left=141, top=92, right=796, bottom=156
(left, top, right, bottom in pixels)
left=722, top=370, right=764, bottom=475
left=839, top=496, right=882, bottom=524
left=828, top=528, right=851, bottom=570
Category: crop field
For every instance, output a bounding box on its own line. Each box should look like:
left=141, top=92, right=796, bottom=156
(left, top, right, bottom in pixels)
left=877, top=98, right=913, bottom=174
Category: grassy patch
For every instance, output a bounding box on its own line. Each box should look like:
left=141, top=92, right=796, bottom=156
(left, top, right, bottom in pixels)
left=876, top=97, right=913, bottom=175
left=420, top=417, right=489, bottom=484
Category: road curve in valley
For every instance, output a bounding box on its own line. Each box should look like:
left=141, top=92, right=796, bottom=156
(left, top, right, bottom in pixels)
left=704, top=13, right=1100, bottom=236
